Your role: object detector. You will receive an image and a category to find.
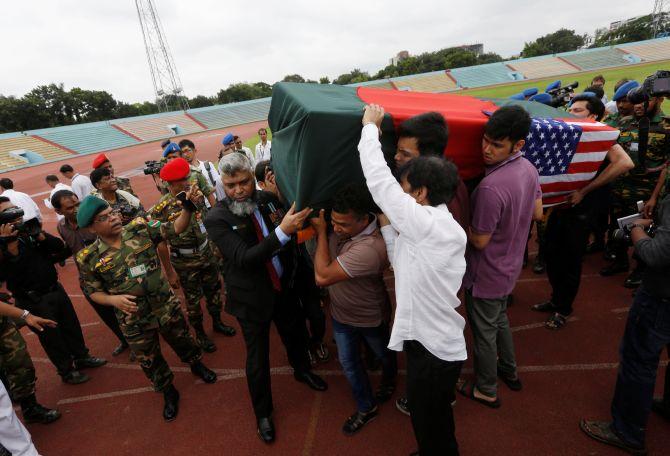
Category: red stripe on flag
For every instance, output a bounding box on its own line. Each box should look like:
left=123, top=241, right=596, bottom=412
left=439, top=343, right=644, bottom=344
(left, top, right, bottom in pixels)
left=566, top=161, right=603, bottom=174
left=575, top=141, right=615, bottom=153
left=541, top=180, right=588, bottom=193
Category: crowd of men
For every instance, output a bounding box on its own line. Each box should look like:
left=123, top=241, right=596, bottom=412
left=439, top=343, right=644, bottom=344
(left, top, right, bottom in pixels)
left=0, top=82, right=668, bottom=456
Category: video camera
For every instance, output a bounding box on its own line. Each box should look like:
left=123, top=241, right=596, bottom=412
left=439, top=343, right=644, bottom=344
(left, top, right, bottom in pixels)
left=143, top=160, right=164, bottom=175
left=0, top=207, right=43, bottom=238
left=626, top=70, right=670, bottom=105
left=546, top=81, right=579, bottom=108
left=612, top=223, right=656, bottom=245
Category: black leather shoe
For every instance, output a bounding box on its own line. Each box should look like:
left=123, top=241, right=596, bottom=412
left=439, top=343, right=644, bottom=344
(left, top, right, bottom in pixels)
left=600, top=262, right=629, bottom=277
left=212, top=320, right=236, bottom=336
left=294, top=371, right=327, bottom=391
left=257, top=416, right=275, bottom=443
left=163, top=385, right=180, bottom=422
left=342, top=406, right=378, bottom=435
left=61, top=370, right=90, bottom=385
left=532, top=258, right=545, bottom=274
left=112, top=342, right=129, bottom=357
left=21, top=396, right=61, bottom=424
left=623, top=269, right=643, bottom=289
left=74, top=356, right=107, bottom=369
left=579, top=419, right=646, bottom=455
left=652, top=398, right=670, bottom=420
left=190, top=361, right=217, bottom=383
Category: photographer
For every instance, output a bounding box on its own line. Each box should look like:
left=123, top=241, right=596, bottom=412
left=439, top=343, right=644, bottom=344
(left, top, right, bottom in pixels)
left=601, top=72, right=670, bottom=288
left=580, top=192, right=670, bottom=454
left=0, top=197, right=106, bottom=384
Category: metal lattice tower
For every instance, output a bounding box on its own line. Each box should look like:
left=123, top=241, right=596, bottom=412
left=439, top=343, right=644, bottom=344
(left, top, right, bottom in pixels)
left=652, top=0, right=669, bottom=37
left=135, top=0, right=189, bottom=112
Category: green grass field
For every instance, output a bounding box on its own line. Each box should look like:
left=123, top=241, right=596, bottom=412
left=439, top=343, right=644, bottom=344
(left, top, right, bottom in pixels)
left=460, top=60, right=670, bottom=111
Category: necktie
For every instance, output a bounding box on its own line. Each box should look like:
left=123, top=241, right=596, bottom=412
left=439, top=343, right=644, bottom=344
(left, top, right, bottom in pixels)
left=250, top=213, right=282, bottom=292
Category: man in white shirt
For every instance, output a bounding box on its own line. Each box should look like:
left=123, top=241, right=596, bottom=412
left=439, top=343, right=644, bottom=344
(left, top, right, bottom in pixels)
left=234, top=136, right=256, bottom=167
left=59, top=164, right=94, bottom=200
left=43, top=175, right=72, bottom=221
left=0, top=179, right=41, bottom=222
left=358, top=104, right=466, bottom=456
left=178, top=139, right=226, bottom=201
left=255, top=128, right=272, bottom=163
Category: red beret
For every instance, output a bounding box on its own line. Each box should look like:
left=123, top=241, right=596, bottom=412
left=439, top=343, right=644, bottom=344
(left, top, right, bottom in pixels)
left=160, top=157, right=190, bottom=182
left=92, top=153, right=109, bottom=169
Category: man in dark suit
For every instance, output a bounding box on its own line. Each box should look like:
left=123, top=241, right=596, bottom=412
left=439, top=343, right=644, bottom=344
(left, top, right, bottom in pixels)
left=203, top=153, right=327, bottom=443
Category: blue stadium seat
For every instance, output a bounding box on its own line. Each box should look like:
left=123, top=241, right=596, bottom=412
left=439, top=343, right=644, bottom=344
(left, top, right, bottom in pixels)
left=31, top=122, right=139, bottom=155
left=188, top=98, right=271, bottom=130
left=450, top=62, right=519, bottom=88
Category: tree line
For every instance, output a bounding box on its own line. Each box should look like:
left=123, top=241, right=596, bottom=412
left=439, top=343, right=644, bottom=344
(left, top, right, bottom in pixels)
left=2, top=13, right=666, bottom=134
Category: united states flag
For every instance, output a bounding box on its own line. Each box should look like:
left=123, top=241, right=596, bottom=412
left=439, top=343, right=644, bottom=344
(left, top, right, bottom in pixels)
left=521, top=118, right=620, bottom=206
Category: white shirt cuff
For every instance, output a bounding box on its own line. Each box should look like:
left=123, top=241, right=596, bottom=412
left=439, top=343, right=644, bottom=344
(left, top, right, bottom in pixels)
left=275, top=226, right=290, bottom=245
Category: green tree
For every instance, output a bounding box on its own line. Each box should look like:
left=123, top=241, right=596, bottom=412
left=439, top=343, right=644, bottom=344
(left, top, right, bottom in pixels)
left=319, top=76, right=330, bottom=84
left=477, top=52, right=504, bottom=64
left=281, top=74, right=306, bottom=83
left=188, top=95, right=214, bottom=108
left=591, top=14, right=666, bottom=47
left=443, top=49, right=478, bottom=69
left=521, top=28, right=586, bottom=57
left=333, top=69, right=371, bottom=85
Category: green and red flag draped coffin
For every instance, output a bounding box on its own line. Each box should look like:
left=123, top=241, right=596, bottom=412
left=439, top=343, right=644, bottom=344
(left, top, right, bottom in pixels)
left=268, top=82, right=619, bottom=209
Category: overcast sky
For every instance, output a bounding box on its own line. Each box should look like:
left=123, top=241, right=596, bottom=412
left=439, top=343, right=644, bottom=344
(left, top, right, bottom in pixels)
left=3, top=0, right=655, bottom=103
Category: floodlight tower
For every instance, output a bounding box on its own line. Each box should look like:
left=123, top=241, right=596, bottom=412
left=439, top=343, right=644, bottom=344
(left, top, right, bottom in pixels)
left=135, top=0, right=189, bottom=112
left=652, top=0, right=669, bottom=37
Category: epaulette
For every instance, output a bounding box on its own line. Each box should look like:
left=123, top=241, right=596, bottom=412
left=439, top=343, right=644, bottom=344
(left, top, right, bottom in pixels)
left=76, top=245, right=95, bottom=264
left=129, top=217, right=147, bottom=228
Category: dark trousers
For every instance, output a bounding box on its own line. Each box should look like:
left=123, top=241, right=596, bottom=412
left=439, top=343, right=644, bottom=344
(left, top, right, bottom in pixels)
left=405, top=340, right=463, bottom=456
left=83, top=293, right=126, bottom=344
left=16, top=284, right=89, bottom=376
left=544, top=207, right=590, bottom=316
left=611, top=288, right=670, bottom=447
left=331, top=319, right=397, bottom=412
left=663, top=345, right=670, bottom=403
left=295, top=261, right=326, bottom=344
left=237, top=292, right=311, bottom=419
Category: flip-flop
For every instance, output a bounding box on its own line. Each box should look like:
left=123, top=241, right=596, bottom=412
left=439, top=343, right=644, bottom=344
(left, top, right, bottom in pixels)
left=456, top=380, right=501, bottom=409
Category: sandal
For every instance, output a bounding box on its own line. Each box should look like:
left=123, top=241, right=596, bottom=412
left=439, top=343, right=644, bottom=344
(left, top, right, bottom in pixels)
left=456, top=380, right=500, bottom=409
left=531, top=300, right=558, bottom=312
left=545, top=312, right=567, bottom=330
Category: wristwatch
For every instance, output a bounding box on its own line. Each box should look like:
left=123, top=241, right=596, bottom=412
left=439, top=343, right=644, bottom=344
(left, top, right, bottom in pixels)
left=20, top=309, right=30, bottom=320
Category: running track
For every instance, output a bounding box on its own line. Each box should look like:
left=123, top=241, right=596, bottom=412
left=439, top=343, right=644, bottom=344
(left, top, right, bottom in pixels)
left=1, top=124, right=668, bottom=455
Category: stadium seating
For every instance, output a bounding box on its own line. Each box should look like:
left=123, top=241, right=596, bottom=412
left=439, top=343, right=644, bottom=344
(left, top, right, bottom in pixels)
left=388, top=71, right=458, bottom=92
left=507, top=56, right=578, bottom=80
left=450, top=63, right=519, bottom=88
left=617, top=37, right=670, bottom=62
left=0, top=134, right=74, bottom=171
left=188, top=98, right=271, bottom=130
left=34, top=122, right=139, bottom=155
left=561, top=47, right=630, bottom=70
left=112, top=113, right=205, bottom=142
left=349, top=79, right=396, bottom=90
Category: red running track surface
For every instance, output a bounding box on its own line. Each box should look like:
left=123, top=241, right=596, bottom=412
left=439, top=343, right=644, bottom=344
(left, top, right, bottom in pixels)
left=2, top=123, right=668, bottom=455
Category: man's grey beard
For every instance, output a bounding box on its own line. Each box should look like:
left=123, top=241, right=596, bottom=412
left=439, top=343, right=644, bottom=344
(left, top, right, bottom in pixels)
left=226, top=197, right=258, bottom=217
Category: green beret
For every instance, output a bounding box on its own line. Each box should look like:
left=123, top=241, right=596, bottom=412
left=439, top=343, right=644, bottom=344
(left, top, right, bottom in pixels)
left=77, top=195, right=110, bottom=228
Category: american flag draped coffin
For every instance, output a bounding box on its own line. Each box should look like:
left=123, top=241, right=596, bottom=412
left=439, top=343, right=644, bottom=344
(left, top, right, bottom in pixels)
left=267, top=83, right=619, bottom=209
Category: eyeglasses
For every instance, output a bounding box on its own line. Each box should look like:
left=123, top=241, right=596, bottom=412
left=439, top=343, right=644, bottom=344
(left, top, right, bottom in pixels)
left=94, top=209, right=121, bottom=223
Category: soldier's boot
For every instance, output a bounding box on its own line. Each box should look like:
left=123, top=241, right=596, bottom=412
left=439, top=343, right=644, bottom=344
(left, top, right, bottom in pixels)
left=190, top=360, right=217, bottom=384
left=20, top=395, right=61, bottom=424
left=212, top=317, right=236, bottom=337
left=194, top=325, right=216, bottom=353
left=162, top=385, right=180, bottom=422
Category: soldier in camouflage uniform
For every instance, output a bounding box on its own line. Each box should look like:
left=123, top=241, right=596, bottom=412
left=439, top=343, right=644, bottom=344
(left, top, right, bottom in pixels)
left=92, top=153, right=137, bottom=197
left=0, top=297, right=60, bottom=424
left=90, top=167, right=145, bottom=225
left=150, top=158, right=236, bottom=353
left=601, top=96, right=670, bottom=286
left=76, top=195, right=217, bottom=421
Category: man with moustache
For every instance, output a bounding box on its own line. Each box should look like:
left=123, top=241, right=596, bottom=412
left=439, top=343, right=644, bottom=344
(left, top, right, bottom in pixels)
left=203, top=153, right=327, bottom=443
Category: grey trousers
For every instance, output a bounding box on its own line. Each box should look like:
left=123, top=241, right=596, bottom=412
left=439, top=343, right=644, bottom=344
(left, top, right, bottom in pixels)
left=465, top=289, right=517, bottom=397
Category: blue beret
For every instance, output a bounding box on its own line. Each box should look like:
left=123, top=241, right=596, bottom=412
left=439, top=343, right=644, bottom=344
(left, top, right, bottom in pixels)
left=522, top=87, right=538, bottom=97
left=162, top=142, right=180, bottom=158
left=545, top=80, right=561, bottom=92
left=613, top=80, right=640, bottom=102
left=77, top=195, right=109, bottom=228
left=509, top=92, right=525, bottom=100
left=529, top=93, right=552, bottom=105
left=222, top=133, right=234, bottom=145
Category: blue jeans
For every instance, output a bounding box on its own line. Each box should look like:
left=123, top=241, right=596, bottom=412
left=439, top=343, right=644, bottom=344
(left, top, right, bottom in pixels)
left=332, top=319, right=397, bottom=412
left=611, top=287, right=670, bottom=447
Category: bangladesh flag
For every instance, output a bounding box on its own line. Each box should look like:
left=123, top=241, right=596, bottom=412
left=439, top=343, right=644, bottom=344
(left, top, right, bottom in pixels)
left=268, top=82, right=615, bottom=209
